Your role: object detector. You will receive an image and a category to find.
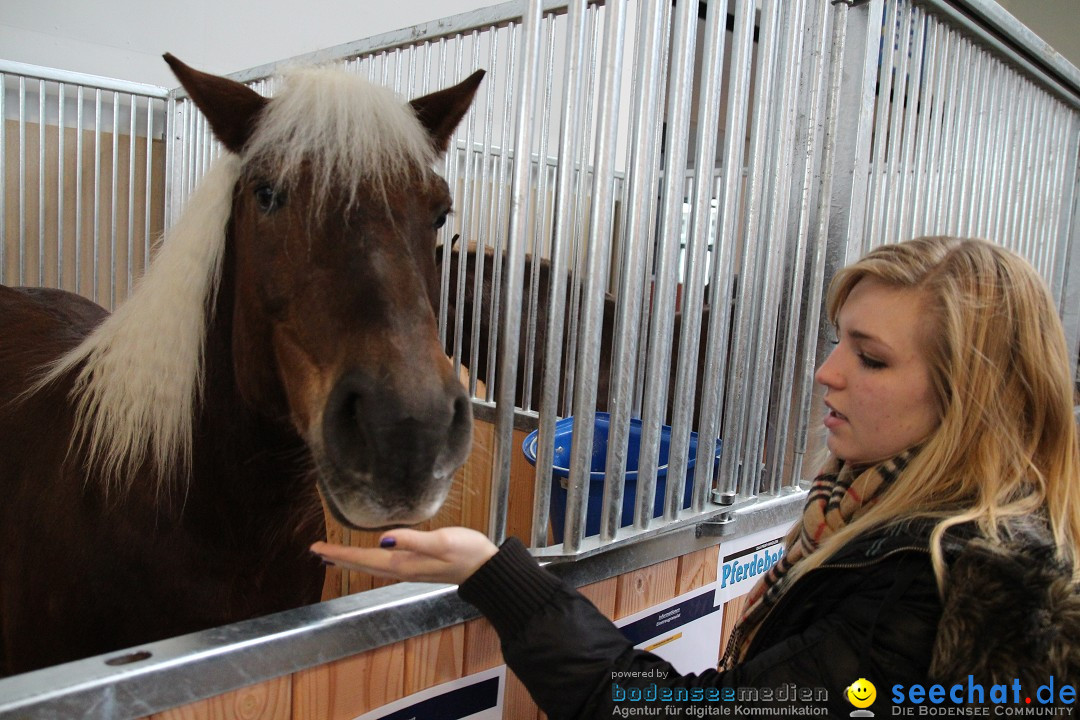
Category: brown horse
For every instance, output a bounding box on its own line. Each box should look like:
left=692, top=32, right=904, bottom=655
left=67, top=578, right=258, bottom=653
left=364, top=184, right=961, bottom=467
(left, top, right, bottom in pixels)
left=0, top=56, right=481, bottom=676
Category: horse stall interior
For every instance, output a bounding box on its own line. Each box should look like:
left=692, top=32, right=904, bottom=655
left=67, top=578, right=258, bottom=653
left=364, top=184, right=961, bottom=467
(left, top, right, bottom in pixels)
left=2, top=0, right=1080, bottom=717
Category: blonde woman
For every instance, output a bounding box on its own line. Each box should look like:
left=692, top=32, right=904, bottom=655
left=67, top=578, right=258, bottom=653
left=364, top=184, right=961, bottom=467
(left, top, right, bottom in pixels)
left=314, top=237, right=1080, bottom=717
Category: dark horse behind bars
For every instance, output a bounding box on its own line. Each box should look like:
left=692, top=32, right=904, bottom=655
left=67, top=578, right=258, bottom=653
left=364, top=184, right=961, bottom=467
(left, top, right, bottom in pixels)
left=438, top=242, right=714, bottom=423
left=0, top=56, right=481, bottom=676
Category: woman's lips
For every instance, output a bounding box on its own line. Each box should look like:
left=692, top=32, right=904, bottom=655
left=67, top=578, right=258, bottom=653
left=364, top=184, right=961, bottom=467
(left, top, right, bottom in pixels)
left=823, top=407, right=848, bottom=429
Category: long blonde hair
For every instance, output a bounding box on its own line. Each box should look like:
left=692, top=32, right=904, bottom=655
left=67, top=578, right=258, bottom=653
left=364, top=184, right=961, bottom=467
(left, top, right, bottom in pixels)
left=797, top=236, right=1080, bottom=585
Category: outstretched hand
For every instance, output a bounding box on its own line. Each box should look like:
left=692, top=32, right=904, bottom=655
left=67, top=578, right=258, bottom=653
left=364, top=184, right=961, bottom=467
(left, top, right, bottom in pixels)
left=311, top=527, right=499, bottom=586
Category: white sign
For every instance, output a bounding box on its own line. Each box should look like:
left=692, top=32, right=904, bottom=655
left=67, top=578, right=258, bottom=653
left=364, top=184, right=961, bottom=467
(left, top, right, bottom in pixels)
left=715, top=525, right=792, bottom=604
left=615, top=585, right=724, bottom=675
left=353, top=665, right=505, bottom=720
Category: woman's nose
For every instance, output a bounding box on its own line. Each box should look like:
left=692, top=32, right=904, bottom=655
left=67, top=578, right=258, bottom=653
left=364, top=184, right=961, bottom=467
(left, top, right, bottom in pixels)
left=814, top=347, right=844, bottom=389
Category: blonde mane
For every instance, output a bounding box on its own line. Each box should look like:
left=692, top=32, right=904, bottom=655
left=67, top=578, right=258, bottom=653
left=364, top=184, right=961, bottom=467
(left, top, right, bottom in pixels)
left=41, top=66, right=437, bottom=500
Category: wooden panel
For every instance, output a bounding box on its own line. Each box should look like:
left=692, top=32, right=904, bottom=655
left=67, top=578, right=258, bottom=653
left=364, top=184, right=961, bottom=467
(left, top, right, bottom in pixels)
left=403, top=624, right=465, bottom=694
left=613, top=557, right=679, bottom=619
left=578, top=576, right=618, bottom=618
left=462, top=618, right=501, bottom=674
left=150, top=676, right=291, bottom=720
left=506, top=426, right=539, bottom=542
left=719, top=593, right=750, bottom=665
left=459, top=420, right=495, bottom=536
left=505, top=668, right=541, bottom=720
left=676, top=546, right=719, bottom=595
left=292, top=642, right=405, bottom=720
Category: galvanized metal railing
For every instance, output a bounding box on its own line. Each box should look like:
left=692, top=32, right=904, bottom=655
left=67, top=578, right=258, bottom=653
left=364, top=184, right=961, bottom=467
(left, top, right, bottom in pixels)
left=0, top=60, right=168, bottom=310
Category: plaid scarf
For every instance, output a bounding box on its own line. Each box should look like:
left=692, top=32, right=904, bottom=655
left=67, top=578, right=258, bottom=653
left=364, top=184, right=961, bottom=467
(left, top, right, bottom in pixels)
left=720, top=448, right=919, bottom=668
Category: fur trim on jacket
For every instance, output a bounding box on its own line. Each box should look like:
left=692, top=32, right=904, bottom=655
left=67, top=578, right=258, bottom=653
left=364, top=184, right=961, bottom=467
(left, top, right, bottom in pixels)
left=931, top=526, right=1080, bottom=686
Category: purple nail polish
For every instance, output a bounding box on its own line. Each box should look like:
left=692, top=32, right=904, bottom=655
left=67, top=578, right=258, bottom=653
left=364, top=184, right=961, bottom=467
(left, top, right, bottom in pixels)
left=380, top=537, right=397, bottom=548
left=311, top=549, right=335, bottom=566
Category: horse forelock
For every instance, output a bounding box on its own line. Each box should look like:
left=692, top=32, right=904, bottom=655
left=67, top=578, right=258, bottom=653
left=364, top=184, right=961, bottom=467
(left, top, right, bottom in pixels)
left=243, top=66, right=437, bottom=212
left=38, top=154, right=241, bottom=502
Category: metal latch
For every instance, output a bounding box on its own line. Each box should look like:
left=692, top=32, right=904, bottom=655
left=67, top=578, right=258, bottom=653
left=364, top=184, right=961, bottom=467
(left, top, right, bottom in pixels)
left=696, top=489, right=739, bottom=538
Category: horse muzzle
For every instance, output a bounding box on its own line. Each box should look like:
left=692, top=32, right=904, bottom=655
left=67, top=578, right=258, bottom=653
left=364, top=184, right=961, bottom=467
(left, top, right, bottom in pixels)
left=317, top=367, right=472, bottom=529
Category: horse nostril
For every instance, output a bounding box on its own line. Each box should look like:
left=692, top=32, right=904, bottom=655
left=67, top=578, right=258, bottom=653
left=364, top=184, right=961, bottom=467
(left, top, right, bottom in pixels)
left=452, top=395, right=470, bottom=428
left=448, top=393, right=473, bottom=446
left=346, top=393, right=361, bottom=424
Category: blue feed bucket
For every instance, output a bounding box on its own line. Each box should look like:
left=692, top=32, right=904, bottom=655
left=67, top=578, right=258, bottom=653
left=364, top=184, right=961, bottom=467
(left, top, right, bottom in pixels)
left=522, top=413, right=723, bottom=542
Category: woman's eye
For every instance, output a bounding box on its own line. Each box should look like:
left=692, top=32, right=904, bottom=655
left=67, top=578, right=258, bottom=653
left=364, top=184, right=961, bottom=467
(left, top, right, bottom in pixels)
left=858, top=354, right=887, bottom=370
left=255, top=184, right=284, bottom=213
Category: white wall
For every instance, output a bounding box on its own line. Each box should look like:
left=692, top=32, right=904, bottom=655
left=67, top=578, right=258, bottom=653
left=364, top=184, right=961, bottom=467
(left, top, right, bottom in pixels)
left=0, top=0, right=505, bottom=88
left=996, top=0, right=1080, bottom=71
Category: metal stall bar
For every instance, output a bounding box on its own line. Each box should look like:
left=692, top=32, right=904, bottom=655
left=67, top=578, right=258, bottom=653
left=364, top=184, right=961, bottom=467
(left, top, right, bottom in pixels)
left=489, top=0, right=544, bottom=544
left=562, top=0, right=627, bottom=552
left=633, top=0, right=696, bottom=529
left=520, top=18, right=558, bottom=413
left=801, top=0, right=882, bottom=482
left=56, top=83, right=64, bottom=286
left=700, top=0, right=762, bottom=507
left=1052, top=112, right=1080, bottom=357
left=593, top=0, right=669, bottom=542
left=483, top=26, right=518, bottom=411
left=718, top=0, right=783, bottom=500
left=789, top=0, right=852, bottom=488
left=764, top=0, right=832, bottom=496
left=881, top=4, right=918, bottom=247
left=629, top=0, right=667, bottom=428
left=864, top=0, right=901, bottom=254
left=0, top=71, right=4, bottom=281
left=909, top=17, right=942, bottom=238
left=458, top=33, right=484, bottom=398
left=561, top=7, right=604, bottom=422
left=532, top=0, right=589, bottom=547
left=1059, top=117, right=1080, bottom=379
left=742, top=0, right=809, bottom=499
left=37, top=79, right=45, bottom=286
left=18, top=75, right=25, bottom=285
left=984, top=67, right=1015, bottom=243
left=971, top=60, right=1003, bottom=239
left=670, top=0, right=728, bottom=512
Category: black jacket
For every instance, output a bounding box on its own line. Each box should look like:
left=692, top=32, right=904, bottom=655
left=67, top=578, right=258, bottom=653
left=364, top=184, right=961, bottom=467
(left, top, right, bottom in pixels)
left=457, top=520, right=1080, bottom=718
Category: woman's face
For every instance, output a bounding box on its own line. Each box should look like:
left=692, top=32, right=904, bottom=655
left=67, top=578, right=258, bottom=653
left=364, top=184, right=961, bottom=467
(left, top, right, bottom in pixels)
left=814, top=278, right=940, bottom=465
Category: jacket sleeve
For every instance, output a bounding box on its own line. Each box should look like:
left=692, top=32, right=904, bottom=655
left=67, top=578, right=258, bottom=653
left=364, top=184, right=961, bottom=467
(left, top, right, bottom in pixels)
left=457, top=538, right=939, bottom=719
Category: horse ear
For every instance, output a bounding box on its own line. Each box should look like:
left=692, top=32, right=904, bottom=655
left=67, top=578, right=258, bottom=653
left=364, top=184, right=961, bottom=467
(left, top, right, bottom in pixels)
left=410, top=70, right=485, bottom=155
left=164, top=53, right=268, bottom=154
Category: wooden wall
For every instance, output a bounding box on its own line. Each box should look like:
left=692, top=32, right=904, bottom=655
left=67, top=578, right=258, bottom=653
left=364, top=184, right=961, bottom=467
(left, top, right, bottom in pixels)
left=141, top=546, right=722, bottom=720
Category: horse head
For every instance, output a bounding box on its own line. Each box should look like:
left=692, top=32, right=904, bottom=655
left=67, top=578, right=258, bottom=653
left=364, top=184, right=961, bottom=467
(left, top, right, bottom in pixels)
left=166, top=55, right=479, bottom=530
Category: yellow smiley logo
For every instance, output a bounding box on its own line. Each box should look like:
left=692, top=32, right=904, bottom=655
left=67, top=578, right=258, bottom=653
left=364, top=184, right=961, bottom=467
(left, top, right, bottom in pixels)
left=846, top=678, right=877, bottom=709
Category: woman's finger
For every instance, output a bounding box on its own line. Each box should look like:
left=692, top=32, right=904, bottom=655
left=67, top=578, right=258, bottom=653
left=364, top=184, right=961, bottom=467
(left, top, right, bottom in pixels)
left=310, top=541, right=462, bottom=583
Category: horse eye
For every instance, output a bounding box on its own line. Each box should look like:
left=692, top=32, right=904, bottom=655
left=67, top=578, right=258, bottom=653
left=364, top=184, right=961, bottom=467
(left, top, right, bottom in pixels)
left=254, top=184, right=284, bottom=213
left=433, top=210, right=450, bottom=230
